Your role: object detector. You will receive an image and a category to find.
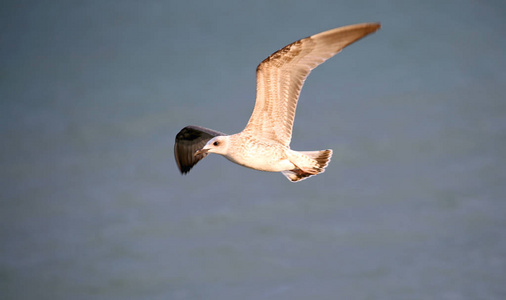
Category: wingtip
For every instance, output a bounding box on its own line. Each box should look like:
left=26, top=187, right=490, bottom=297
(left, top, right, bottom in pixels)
left=362, top=22, right=381, bottom=34
left=350, top=22, right=381, bottom=40
left=349, top=22, right=381, bottom=33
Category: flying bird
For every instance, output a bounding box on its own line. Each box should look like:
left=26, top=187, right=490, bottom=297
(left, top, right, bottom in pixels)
left=175, top=23, right=380, bottom=182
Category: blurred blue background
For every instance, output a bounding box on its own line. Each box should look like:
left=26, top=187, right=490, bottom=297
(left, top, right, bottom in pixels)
left=1, top=0, right=505, bottom=299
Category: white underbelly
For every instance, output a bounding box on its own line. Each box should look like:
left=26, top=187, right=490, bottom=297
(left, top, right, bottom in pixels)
left=225, top=150, right=294, bottom=172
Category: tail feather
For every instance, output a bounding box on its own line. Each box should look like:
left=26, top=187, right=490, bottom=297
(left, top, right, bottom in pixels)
left=300, top=149, right=333, bottom=169
left=282, top=149, right=333, bottom=182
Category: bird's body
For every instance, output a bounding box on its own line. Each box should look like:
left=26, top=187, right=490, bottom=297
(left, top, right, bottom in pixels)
left=213, top=133, right=327, bottom=174
left=221, top=134, right=292, bottom=172
left=175, top=23, right=380, bottom=182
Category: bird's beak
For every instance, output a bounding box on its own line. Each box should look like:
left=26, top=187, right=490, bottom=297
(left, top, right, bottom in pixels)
left=194, top=148, right=209, bottom=157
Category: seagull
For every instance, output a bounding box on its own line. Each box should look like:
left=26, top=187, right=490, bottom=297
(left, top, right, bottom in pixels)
left=175, top=23, right=380, bottom=182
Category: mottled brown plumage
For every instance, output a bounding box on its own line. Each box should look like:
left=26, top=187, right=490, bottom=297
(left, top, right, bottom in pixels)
left=174, top=23, right=380, bottom=181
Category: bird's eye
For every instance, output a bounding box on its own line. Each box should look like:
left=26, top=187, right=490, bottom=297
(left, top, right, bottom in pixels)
left=213, top=141, right=219, bottom=146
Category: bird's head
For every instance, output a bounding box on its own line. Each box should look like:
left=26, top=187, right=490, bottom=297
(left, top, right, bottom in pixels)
left=194, top=136, right=230, bottom=157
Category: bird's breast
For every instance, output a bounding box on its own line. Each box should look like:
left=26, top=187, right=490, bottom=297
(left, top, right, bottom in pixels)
left=224, top=136, right=294, bottom=172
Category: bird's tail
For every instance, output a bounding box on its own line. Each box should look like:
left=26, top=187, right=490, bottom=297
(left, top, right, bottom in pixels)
left=282, top=149, right=333, bottom=182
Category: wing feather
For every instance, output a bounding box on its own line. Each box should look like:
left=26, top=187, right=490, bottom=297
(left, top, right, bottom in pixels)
left=243, top=23, right=380, bottom=146
left=174, top=125, right=225, bottom=174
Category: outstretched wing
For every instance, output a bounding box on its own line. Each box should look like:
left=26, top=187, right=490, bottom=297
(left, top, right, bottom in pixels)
left=174, top=125, right=225, bottom=174
left=243, top=23, right=380, bottom=146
